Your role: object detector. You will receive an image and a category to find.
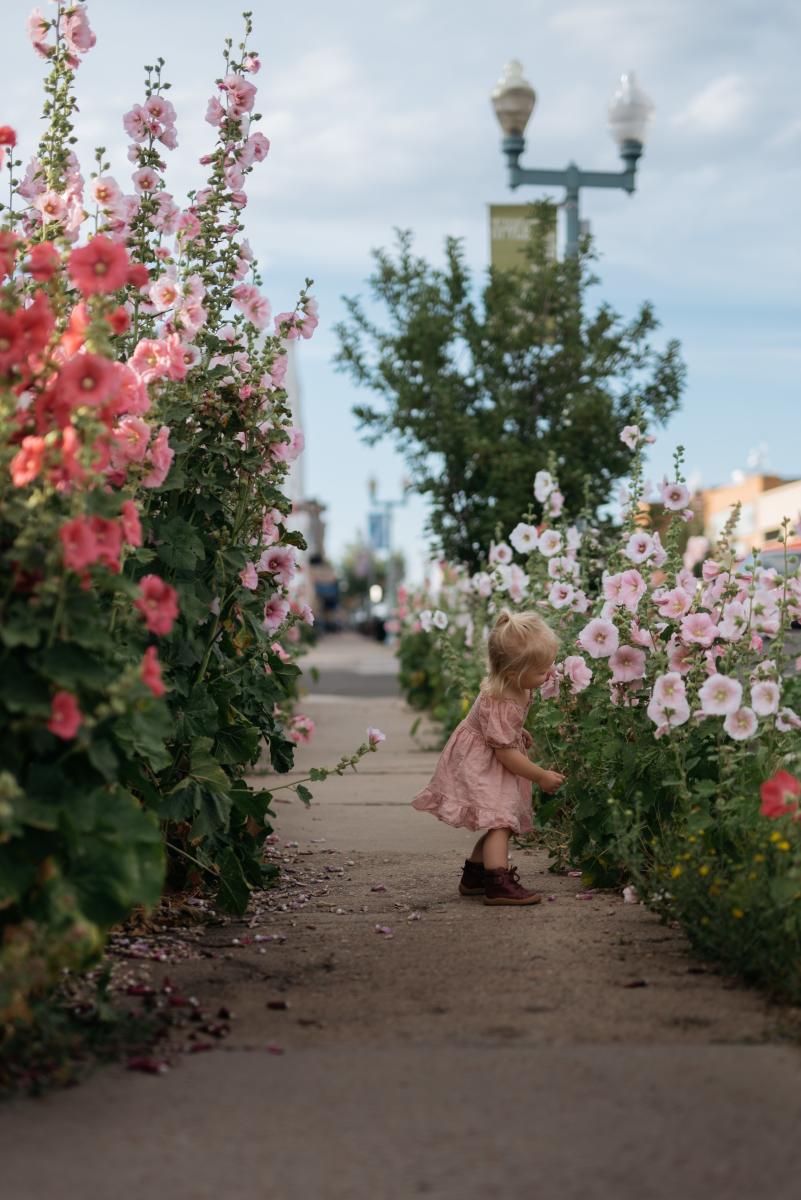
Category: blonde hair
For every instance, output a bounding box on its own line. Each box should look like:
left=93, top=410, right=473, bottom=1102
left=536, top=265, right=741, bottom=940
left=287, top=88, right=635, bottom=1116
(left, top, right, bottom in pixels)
left=480, top=609, right=559, bottom=699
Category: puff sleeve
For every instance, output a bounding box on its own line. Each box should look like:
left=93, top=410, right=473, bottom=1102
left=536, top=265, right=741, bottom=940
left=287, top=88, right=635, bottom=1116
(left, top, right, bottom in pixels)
left=478, top=697, right=523, bottom=749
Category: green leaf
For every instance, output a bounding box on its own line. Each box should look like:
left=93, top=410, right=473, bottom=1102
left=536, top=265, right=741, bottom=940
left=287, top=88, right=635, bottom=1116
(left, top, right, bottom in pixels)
left=190, top=790, right=233, bottom=841
left=214, top=722, right=261, bottom=766
left=215, top=847, right=250, bottom=915
left=188, top=737, right=232, bottom=791
left=153, top=516, right=205, bottom=571
left=296, top=784, right=313, bottom=804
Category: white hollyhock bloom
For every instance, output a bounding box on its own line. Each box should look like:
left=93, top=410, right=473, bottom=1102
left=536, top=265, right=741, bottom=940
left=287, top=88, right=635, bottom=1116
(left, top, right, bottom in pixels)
left=533, top=469, right=555, bottom=503
left=419, top=609, right=433, bottom=633
left=509, top=522, right=538, bottom=554
left=432, top=609, right=449, bottom=630
left=538, top=529, right=562, bottom=557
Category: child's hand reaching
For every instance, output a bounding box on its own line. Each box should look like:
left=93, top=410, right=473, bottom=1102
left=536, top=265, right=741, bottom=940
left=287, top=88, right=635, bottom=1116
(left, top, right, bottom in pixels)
left=522, top=730, right=533, bottom=749
left=538, top=769, right=566, bottom=795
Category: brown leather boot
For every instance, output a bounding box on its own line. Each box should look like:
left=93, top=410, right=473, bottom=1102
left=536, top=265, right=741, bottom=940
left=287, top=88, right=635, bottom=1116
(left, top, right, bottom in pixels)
left=483, top=866, right=542, bottom=906
left=458, top=859, right=487, bottom=896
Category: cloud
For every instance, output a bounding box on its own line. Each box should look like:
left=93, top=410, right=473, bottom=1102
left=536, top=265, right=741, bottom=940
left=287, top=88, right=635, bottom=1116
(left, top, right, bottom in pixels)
left=671, top=74, right=751, bottom=136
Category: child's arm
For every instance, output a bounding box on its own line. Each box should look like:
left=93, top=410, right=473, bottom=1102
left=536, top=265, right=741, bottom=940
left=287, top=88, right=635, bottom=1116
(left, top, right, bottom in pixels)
left=493, top=747, right=565, bottom=794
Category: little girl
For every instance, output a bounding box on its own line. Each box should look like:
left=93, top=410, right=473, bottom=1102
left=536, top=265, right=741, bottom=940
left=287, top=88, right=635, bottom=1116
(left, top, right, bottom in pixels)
left=412, top=609, right=565, bottom=905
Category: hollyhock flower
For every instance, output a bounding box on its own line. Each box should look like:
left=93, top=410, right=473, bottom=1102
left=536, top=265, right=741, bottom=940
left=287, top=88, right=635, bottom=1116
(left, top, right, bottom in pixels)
left=205, top=96, right=225, bottom=125
left=89, top=175, right=122, bottom=208
left=698, top=673, right=743, bottom=716
left=602, top=573, right=624, bottom=605
left=548, top=490, right=564, bottom=517
left=563, top=655, right=592, bottom=694
left=680, top=611, right=718, bottom=647
left=433, top=610, right=449, bottom=630
left=538, top=529, right=562, bottom=558
left=548, top=581, right=575, bottom=609
left=57, top=352, right=115, bottom=410
left=539, top=665, right=562, bottom=700
left=68, top=236, right=130, bottom=295
left=149, top=272, right=181, bottom=310
left=121, top=499, right=142, bottom=547
left=509, top=523, right=538, bottom=554
left=271, top=428, right=305, bottom=465
left=135, top=575, right=179, bottom=635
left=533, top=469, right=554, bottom=503
left=760, top=770, right=800, bottom=819
left=259, top=546, right=296, bottom=588
left=270, top=641, right=291, bottom=664
left=232, top=283, right=271, bottom=329
left=610, top=645, right=646, bottom=683
left=683, top=535, right=709, bottom=570
left=367, top=726, right=387, bottom=747
left=723, top=706, right=758, bottom=741
left=624, top=531, right=654, bottom=564
left=263, top=594, right=290, bottom=632
left=620, top=425, right=641, bottom=450
left=246, top=131, right=270, bottom=162
left=0, top=126, right=17, bottom=149
left=650, top=531, right=668, bottom=568
left=300, top=603, right=315, bottom=626
left=570, top=589, right=590, bottom=614
left=219, top=73, right=257, bottom=114
left=289, top=714, right=315, bottom=745
left=111, top=415, right=151, bottom=466
left=60, top=516, right=99, bottom=571
left=472, top=572, right=493, bottom=598
left=647, top=692, right=690, bottom=729
left=751, top=680, right=780, bottom=717
left=141, top=646, right=166, bottom=698
left=661, top=480, right=689, bottom=511
left=652, top=672, right=686, bottom=707
left=63, top=7, right=96, bottom=55
left=89, top=518, right=122, bottom=571
left=578, top=618, right=619, bottom=659
left=776, top=707, right=801, bottom=733
left=240, top=561, right=259, bottom=590
left=132, top=166, right=160, bottom=194
left=619, top=569, right=646, bottom=614
left=33, top=189, right=66, bottom=223
left=131, top=337, right=171, bottom=382
left=565, top=525, right=581, bottom=553
left=488, top=541, right=513, bottom=566
left=656, top=587, right=693, bottom=619
left=141, top=425, right=174, bottom=488
left=47, top=691, right=82, bottom=740
left=10, top=436, right=46, bottom=487
left=419, top=609, right=434, bottom=633
left=144, top=94, right=177, bottom=127
left=26, top=241, right=60, bottom=281
left=548, top=555, right=579, bottom=581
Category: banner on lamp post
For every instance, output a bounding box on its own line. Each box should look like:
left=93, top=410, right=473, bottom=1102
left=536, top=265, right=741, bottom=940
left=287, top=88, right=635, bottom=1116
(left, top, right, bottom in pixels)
left=489, top=204, right=557, bottom=271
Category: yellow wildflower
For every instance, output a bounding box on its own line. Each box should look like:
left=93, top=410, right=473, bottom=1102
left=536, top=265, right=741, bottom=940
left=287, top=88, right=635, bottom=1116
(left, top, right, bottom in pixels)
left=670, top=865, right=683, bottom=879
left=777, top=840, right=791, bottom=852
left=698, top=864, right=710, bottom=877
left=770, top=831, right=782, bottom=843
left=753, top=854, right=765, bottom=863
left=731, top=907, right=744, bottom=919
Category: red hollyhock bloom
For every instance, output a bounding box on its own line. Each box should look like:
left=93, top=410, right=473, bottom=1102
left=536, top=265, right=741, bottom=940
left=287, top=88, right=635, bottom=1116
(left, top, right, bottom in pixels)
left=47, top=691, right=83, bottom=740
left=68, top=235, right=130, bottom=296
left=57, top=351, right=115, bottom=409
left=0, top=126, right=16, bottom=148
left=141, top=646, right=166, bottom=698
left=60, top=516, right=100, bottom=572
left=107, top=305, right=131, bottom=334
left=135, top=574, right=179, bottom=635
left=27, top=241, right=61, bottom=281
left=10, top=435, right=46, bottom=487
left=0, top=230, right=19, bottom=279
left=61, top=302, right=90, bottom=356
left=120, top=499, right=142, bottom=547
left=18, top=291, right=55, bottom=357
left=127, top=262, right=150, bottom=291
left=760, top=770, right=801, bottom=820
left=88, top=516, right=122, bottom=571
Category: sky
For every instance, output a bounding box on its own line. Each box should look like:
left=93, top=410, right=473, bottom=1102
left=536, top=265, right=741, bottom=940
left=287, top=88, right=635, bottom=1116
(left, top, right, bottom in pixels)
left=5, top=0, right=801, bottom=582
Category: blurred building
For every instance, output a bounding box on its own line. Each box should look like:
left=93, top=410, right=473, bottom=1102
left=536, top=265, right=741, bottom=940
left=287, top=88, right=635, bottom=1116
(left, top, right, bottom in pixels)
left=699, top=474, right=801, bottom=554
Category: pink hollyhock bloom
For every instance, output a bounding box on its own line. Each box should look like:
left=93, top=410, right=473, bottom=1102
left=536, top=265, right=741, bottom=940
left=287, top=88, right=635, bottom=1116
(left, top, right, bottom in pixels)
left=619, top=569, right=646, bottom=614
left=538, top=529, right=562, bottom=558
left=33, top=189, right=66, bottom=223
left=624, top=531, right=654, bottom=564
left=240, top=561, right=259, bottom=590
left=698, top=673, right=743, bottom=716
left=111, top=415, right=151, bottom=466
left=510, top=522, right=538, bottom=554
left=472, top=572, right=493, bottom=597
left=144, top=94, right=176, bottom=127
left=603, top=572, right=624, bottom=605
left=680, top=611, right=718, bottom=647
left=650, top=530, right=668, bottom=567
left=62, top=6, right=96, bottom=55
left=701, top=559, right=722, bottom=582
left=683, top=535, right=709, bottom=570
left=533, top=469, right=554, bottom=503
left=60, top=517, right=99, bottom=572
left=243, top=53, right=261, bottom=73
left=290, top=714, right=316, bottom=745
left=620, top=425, right=641, bottom=450
left=300, top=603, right=315, bottom=626
left=563, top=655, right=592, bottom=694
left=57, top=352, right=116, bottom=410
left=270, top=641, right=291, bottom=663
left=609, top=645, right=646, bottom=683
left=135, top=574, right=179, bottom=635
left=132, top=167, right=159, bottom=194
left=367, top=726, right=386, bottom=747
left=231, top=284, right=271, bottom=330
left=656, top=586, right=693, bottom=619
left=652, top=672, right=687, bottom=708
left=48, top=691, right=82, bottom=740
left=141, top=425, right=174, bottom=488
left=723, top=706, right=758, bottom=741
left=89, top=517, right=122, bottom=571
left=629, top=620, right=656, bottom=652
left=140, top=645, right=166, bottom=698
left=751, top=680, right=780, bottom=717
left=578, top=617, right=619, bottom=659
left=539, top=665, right=562, bottom=700
left=131, top=337, right=171, bottom=382
left=149, top=271, right=181, bottom=310
left=661, top=480, right=690, bottom=511
left=246, top=132, right=270, bottom=162
left=570, top=589, right=590, bottom=614
left=271, top=428, right=305, bottom=465
left=548, top=490, right=564, bottom=517
left=760, top=770, right=800, bottom=819
left=89, top=176, right=122, bottom=208
left=10, top=436, right=45, bottom=487
left=162, top=333, right=189, bottom=382
left=110, top=362, right=150, bottom=417
left=647, top=693, right=690, bottom=730
left=776, top=707, right=801, bottom=733
left=219, top=73, right=257, bottom=115
left=205, top=96, right=225, bottom=126
left=548, top=555, right=579, bottom=581
left=263, top=594, right=290, bottom=632
left=548, top=581, right=575, bottom=610
left=259, top=546, right=296, bottom=588
left=121, top=499, right=142, bottom=547
left=27, top=8, right=51, bottom=58
left=488, top=541, right=513, bottom=566
left=68, top=236, right=130, bottom=295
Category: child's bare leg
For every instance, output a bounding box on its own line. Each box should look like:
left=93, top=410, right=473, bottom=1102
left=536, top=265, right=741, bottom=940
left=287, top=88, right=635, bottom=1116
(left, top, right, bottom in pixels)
left=468, top=832, right=488, bottom=863
left=482, top=828, right=510, bottom=870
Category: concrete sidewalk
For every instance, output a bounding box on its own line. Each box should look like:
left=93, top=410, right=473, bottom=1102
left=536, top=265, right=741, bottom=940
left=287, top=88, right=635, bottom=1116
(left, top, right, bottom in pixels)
left=2, top=632, right=800, bottom=1200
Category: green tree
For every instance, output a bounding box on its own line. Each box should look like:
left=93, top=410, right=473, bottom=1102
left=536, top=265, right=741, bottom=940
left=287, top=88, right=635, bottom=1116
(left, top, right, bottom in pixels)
left=335, top=204, right=686, bottom=570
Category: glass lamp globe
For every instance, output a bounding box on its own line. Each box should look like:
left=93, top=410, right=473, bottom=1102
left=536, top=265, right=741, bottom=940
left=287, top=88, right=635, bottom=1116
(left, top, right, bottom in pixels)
left=491, top=60, right=536, bottom=138
left=608, top=71, right=654, bottom=147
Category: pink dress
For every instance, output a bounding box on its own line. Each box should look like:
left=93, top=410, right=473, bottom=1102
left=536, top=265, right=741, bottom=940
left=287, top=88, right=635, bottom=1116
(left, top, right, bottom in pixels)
left=412, top=690, right=534, bottom=834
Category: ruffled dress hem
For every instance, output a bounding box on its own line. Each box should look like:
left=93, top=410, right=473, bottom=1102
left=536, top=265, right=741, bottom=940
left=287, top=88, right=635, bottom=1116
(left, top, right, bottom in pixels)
left=412, top=787, right=533, bottom=835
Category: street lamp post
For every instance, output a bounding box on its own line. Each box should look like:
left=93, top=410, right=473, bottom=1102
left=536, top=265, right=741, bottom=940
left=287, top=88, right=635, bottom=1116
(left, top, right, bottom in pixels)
left=491, top=61, right=655, bottom=257
left=367, top=476, right=409, bottom=641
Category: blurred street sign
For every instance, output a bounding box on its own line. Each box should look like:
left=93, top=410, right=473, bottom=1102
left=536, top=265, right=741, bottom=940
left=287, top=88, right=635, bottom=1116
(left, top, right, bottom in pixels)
left=368, top=510, right=390, bottom=551
left=489, top=203, right=557, bottom=271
